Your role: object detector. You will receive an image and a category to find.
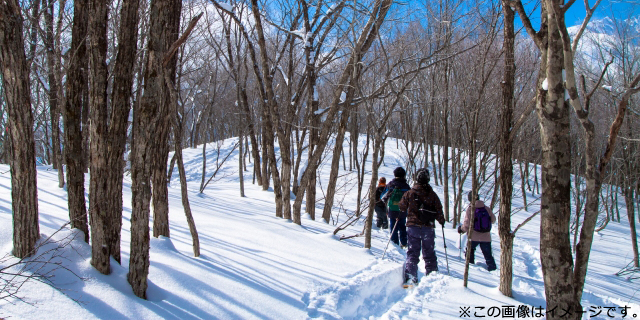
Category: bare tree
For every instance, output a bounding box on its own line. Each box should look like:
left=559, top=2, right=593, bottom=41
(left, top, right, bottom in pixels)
left=0, top=0, right=41, bottom=259
left=63, top=0, right=89, bottom=242
left=103, top=0, right=142, bottom=265
left=129, top=0, right=183, bottom=299
left=87, top=0, right=112, bottom=275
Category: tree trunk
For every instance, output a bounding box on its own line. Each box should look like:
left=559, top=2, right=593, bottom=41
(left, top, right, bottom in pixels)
left=63, top=0, right=89, bottom=243
left=238, top=130, right=245, bottom=197
left=151, top=0, right=181, bottom=238
left=625, top=187, right=639, bottom=267
left=442, top=62, right=450, bottom=223
left=261, top=126, right=270, bottom=190
left=43, top=0, right=65, bottom=188
left=88, top=0, right=111, bottom=275
left=1, top=0, right=40, bottom=259
left=239, top=88, right=262, bottom=186
left=167, top=73, right=200, bottom=257
left=81, top=70, right=90, bottom=173
left=519, top=161, right=528, bottom=210
left=105, top=0, right=141, bottom=264
left=537, top=2, right=580, bottom=316
left=463, top=105, right=479, bottom=288
left=322, top=108, right=350, bottom=223
left=129, top=0, right=181, bottom=299
left=152, top=136, right=171, bottom=237
left=364, top=135, right=382, bottom=249
left=498, top=2, right=515, bottom=297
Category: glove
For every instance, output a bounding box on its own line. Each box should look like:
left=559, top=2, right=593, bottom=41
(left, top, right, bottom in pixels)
left=457, top=226, right=464, bottom=234
left=437, top=216, right=445, bottom=227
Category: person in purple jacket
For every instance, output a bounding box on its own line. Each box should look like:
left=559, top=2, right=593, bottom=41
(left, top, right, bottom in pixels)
left=458, top=191, right=497, bottom=271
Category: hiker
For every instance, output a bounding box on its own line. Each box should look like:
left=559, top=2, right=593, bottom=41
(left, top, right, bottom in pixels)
left=399, top=168, right=445, bottom=286
left=374, top=177, right=389, bottom=229
left=381, top=167, right=411, bottom=248
left=458, top=191, right=497, bottom=271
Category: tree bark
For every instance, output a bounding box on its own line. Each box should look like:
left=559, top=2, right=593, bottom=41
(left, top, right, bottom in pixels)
left=151, top=0, right=181, bottom=238
left=88, top=0, right=111, bottom=275
left=537, top=1, right=580, bottom=316
left=0, top=0, right=40, bottom=259
left=442, top=62, right=450, bottom=224
left=63, top=0, right=89, bottom=242
left=43, top=0, right=65, bottom=188
left=129, top=0, right=180, bottom=299
left=105, top=0, right=141, bottom=264
left=498, top=2, right=515, bottom=297
left=625, top=188, right=639, bottom=267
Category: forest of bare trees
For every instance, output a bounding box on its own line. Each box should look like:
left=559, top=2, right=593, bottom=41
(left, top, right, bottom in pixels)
left=1, top=0, right=639, bottom=313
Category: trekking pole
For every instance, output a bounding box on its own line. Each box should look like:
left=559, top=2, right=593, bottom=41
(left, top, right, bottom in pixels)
left=458, top=223, right=462, bottom=259
left=441, top=226, right=450, bottom=275
left=381, top=219, right=399, bottom=260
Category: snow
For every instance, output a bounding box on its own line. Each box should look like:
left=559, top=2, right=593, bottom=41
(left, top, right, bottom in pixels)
left=542, top=78, right=548, bottom=91
left=1, top=134, right=639, bottom=319
left=340, top=91, right=346, bottom=103
left=602, top=85, right=613, bottom=91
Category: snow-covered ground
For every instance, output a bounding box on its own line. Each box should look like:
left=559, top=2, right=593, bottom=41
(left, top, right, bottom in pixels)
left=1, top=134, right=639, bottom=319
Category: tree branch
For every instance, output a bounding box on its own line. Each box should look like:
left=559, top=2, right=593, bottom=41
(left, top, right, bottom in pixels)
left=513, top=210, right=540, bottom=235
left=163, top=12, right=203, bottom=68
left=598, top=72, right=640, bottom=176
left=513, top=1, right=540, bottom=48
left=571, top=0, right=602, bottom=53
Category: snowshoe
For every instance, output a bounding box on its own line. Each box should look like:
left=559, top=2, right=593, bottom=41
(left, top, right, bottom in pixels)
left=403, top=279, right=418, bottom=289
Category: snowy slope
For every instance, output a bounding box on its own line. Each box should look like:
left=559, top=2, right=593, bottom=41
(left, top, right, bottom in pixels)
left=1, top=134, right=639, bottom=319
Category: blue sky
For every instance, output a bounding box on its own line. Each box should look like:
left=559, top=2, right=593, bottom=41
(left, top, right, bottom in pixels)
left=522, top=0, right=639, bottom=29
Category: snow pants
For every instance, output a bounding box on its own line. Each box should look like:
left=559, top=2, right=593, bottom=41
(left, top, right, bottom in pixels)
left=374, top=206, right=389, bottom=229
left=388, top=213, right=407, bottom=246
left=404, top=226, right=437, bottom=282
left=469, top=241, right=497, bottom=271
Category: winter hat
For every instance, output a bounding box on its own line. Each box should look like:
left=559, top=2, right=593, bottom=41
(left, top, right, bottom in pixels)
left=415, top=168, right=430, bottom=185
left=393, top=167, right=406, bottom=178
left=468, top=191, right=479, bottom=202
left=378, top=177, right=386, bottom=187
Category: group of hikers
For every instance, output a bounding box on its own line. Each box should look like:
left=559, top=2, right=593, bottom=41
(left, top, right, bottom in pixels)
left=374, top=166, right=497, bottom=287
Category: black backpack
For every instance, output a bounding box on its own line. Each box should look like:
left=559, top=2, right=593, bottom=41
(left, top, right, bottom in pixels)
left=473, top=206, right=492, bottom=233
left=415, top=196, right=437, bottom=225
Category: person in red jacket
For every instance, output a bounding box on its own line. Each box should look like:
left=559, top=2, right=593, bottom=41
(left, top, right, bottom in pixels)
left=458, top=191, right=497, bottom=271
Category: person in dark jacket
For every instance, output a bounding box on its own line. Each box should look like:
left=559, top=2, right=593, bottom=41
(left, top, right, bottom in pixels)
left=374, top=177, right=389, bottom=229
left=399, top=168, right=445, bottom=286
left=381, top=167, right=411, bottom=248
left=458, top=191, right=497, bottom=271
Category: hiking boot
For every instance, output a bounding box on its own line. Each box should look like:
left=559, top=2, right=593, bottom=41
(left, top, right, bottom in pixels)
left=403, top=276, right=418, bottom=288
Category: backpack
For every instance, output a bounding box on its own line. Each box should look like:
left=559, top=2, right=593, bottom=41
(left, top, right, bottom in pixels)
left=473, top=207, right=492, bottom=233
left=417, top=198, right=437, bottom=225
left=387, top=188, right=405, bottom=212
